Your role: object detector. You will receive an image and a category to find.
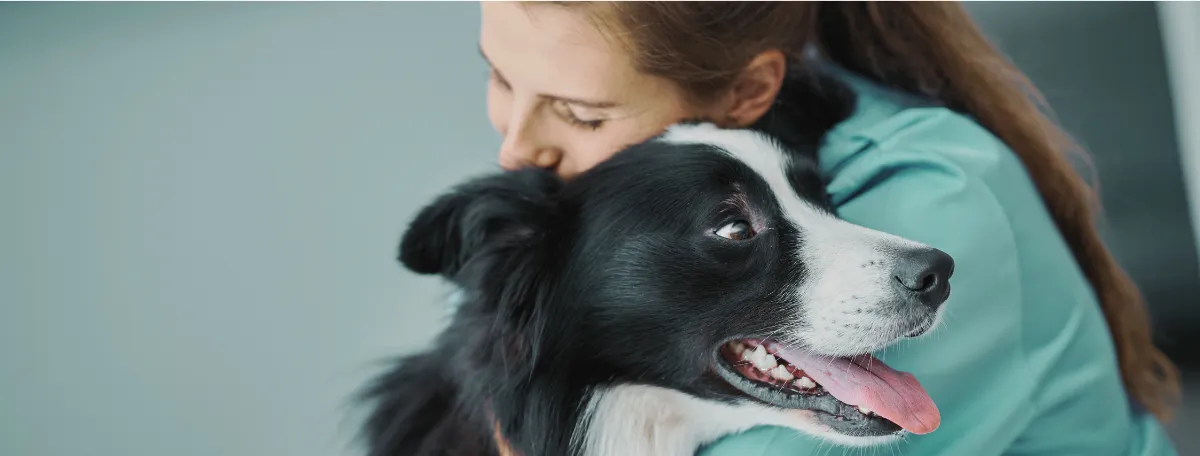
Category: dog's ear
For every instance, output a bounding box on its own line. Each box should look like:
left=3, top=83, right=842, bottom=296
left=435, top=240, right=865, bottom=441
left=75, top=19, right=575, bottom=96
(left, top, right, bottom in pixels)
left=400, top=167, right=562, bottom=277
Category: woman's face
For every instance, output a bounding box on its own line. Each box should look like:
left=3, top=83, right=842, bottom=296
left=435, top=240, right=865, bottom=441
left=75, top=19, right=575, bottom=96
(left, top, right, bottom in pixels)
left=479, top=3, right=721, bottom=180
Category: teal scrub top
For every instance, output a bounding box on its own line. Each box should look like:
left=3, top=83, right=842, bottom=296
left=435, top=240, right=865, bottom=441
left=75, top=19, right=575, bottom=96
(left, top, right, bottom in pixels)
left=699, top=67, right=1179, bottom=456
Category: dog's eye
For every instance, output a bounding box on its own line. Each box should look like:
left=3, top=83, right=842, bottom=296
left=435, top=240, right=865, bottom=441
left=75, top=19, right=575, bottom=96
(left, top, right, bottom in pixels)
left=715, top=220, right=755, bottom=241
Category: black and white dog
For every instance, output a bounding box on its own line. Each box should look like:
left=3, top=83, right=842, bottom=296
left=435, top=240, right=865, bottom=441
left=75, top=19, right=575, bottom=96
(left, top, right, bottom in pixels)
left=359, top=72, right=954, bottom=456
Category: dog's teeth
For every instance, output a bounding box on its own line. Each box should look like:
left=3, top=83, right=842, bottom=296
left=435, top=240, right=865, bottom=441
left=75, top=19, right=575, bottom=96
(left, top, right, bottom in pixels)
left=796, top=376, right=817, bottom=389
left=740, top=347, right=755, bottom=362
left=758, top=357, right=777, bottom=371
left=744, top=344, right=759, bottom=361
left=769, top=365, right=794, bottom=381
left=751, top=345, right=776, bottom=371
left=858, top=405, right=873, bottom=415
left=730, top=341, right=746, bottom=356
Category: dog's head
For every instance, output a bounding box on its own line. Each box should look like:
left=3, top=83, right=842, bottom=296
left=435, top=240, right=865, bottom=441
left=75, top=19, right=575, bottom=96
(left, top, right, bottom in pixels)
left=398, top=122, right=953, bottom=449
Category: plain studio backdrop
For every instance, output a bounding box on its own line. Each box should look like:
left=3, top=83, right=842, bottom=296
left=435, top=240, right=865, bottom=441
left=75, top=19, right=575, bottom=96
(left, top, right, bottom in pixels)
left=2, top=3, right=1198, bottom=456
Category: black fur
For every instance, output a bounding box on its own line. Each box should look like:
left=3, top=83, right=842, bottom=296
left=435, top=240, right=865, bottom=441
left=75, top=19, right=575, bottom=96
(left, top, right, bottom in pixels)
left=357, top=70, right=859, bottom=456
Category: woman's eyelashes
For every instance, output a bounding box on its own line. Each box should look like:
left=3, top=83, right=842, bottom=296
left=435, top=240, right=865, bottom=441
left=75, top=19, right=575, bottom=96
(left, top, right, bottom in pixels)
left=489, top=68, right=605, bottom=131
left=566, top=114, right=605, bottom=130
left=556, top=101, right=606, bottom=130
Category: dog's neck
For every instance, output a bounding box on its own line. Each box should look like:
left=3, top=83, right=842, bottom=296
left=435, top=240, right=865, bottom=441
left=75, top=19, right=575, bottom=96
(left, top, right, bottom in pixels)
left=492, top=384, right=791, bottom=456
left=575, top=385, right=786, bottom=456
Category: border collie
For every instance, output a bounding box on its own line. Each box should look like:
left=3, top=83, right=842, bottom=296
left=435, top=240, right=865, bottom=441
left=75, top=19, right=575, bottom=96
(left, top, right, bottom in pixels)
left=359, top=71, right=954, bottom=456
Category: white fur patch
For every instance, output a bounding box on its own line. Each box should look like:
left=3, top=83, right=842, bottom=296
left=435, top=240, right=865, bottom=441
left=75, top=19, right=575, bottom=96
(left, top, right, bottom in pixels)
left=574, top=384, right=900, bottom=456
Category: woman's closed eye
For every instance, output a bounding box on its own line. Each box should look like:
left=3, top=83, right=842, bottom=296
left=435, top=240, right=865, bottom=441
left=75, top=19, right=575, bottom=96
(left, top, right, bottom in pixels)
left=486, top=62, right=610, bottom=131
left=554, top=100, right=606, bottom=130
left=567, top=113, right=605, bottom=130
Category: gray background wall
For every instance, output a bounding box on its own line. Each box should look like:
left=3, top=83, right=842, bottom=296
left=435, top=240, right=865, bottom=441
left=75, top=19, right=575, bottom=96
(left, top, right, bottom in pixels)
left=1, top=3, right=1195, bottom=456
left=0, top=3, right=489, bottom=455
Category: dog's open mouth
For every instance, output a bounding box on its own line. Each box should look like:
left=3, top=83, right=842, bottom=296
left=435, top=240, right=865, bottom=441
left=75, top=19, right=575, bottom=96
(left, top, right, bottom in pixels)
left=715, top=339, right=940, bottom=436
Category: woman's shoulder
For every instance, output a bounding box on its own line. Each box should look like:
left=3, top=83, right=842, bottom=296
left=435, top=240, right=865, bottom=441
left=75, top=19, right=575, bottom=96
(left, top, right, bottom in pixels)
left=817, top=64, right=1024, bottom=197
left=813, top=64, right=1063, bottom=272
left=811, top=65, right=1031, bottom=256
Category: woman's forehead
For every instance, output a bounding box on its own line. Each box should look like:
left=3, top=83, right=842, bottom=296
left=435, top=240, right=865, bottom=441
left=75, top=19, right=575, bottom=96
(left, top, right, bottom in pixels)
left=479, top=2, right=647, bottom=105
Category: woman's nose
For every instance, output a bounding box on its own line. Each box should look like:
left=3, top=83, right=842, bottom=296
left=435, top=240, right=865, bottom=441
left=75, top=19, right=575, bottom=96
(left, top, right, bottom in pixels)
left=497, top=126, right=563, bottom=171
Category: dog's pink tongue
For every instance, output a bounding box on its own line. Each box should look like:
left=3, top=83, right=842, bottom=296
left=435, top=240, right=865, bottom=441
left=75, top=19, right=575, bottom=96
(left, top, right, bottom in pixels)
left=773, top=346, right=940, bottom=434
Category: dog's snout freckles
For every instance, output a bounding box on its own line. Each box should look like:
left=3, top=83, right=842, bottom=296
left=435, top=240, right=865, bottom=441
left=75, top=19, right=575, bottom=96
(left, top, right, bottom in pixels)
left=793, top=230, right=955, bottom=356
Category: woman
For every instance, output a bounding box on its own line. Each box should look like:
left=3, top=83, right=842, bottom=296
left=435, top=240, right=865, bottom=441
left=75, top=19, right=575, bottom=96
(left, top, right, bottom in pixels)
left=478, top=2, right=1180, bottom=455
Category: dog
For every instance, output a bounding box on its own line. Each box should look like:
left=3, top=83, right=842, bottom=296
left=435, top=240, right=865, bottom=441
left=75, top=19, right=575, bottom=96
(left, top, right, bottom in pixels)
left=358, top=71, right=955, bottom=456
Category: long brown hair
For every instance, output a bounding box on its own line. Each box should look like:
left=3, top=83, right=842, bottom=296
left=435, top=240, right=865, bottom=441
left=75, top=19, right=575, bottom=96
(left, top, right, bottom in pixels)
left=560, top=1, right=1180, bottom=421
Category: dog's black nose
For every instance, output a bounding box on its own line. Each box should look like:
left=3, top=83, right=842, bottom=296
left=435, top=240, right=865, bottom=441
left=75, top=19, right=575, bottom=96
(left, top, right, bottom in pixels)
left=892, top=248, right=955, bottom=310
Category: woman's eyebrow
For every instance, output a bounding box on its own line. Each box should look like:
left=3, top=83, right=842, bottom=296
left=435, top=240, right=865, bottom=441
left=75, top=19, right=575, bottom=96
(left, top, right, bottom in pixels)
left=478, top=44, right=620, bottom=109
left=554, top=95, right=618, bottom=110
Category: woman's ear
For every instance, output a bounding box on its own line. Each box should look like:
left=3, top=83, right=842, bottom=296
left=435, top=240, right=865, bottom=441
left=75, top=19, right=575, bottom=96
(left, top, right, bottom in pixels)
left=723, top=49, right=788, bottom=128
